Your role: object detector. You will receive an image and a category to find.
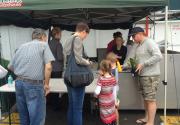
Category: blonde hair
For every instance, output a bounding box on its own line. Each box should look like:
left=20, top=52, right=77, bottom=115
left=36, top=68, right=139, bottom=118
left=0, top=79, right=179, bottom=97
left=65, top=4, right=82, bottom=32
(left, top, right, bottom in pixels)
left=106, top=52, right=118, bottom=63
left=99, top=59, right=112, bottom=75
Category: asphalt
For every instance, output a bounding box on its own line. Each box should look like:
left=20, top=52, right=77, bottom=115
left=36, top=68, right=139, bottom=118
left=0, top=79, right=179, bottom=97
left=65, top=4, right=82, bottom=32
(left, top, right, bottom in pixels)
left=1, top=92, right=179, bottom=125
left=45, top=94, right=180, bottom=125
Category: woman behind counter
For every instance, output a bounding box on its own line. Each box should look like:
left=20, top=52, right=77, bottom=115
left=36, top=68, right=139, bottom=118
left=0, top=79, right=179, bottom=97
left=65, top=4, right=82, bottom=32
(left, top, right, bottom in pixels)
left=111, top=36, right=127, bottom=65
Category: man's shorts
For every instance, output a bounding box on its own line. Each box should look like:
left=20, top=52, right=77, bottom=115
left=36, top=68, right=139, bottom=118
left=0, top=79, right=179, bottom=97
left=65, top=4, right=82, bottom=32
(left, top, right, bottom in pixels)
left=138, top=76, right=160, bottom=101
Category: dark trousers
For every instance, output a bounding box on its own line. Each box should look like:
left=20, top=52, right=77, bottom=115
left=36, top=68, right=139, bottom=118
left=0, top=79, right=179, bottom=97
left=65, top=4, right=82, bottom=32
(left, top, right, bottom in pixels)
left=47, top=71, right=63, bottom=110
left=51, top=71, right=63, bottom=78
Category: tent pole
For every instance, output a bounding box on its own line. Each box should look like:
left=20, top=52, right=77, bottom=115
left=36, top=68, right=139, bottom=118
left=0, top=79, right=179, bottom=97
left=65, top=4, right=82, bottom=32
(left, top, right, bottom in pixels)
left=48, top=27, right=51, bottom=43
left=164, top=5, right=168, bottom=125
left=145, top=16, right=149, bottom=36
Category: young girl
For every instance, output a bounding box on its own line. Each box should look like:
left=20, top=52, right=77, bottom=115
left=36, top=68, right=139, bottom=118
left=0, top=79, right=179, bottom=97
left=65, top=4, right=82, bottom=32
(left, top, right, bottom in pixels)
left=94, top=59, right=117, bottom=125
left=106, top=52, right=120, bottom=125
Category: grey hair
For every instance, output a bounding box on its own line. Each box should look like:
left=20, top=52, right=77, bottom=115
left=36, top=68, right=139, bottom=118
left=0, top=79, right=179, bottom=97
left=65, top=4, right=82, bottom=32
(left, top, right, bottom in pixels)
left=32, top=29, right=46, bottom=40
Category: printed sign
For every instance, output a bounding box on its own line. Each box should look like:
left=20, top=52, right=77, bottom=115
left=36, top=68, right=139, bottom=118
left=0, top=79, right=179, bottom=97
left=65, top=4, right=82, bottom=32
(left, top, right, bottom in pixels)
left=0, top=0, right=23, bottom=8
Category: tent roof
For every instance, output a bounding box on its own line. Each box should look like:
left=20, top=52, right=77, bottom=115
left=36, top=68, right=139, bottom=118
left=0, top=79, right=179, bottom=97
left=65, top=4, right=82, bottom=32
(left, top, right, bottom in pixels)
left=0, top=0, right=167, bottom=10
left=0, top=0, right=167, bottom=30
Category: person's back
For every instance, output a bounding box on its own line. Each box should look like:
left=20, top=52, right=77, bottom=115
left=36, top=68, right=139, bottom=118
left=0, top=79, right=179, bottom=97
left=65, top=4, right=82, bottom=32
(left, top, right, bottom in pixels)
left=48, top=27, right=64, bottom=77
left=13, top=40, right=49, bottom=80
left=106, top=52, right=120, bottom=125
left=94, top=60, right=117, bottom=125
left=64, top=22, right=91, bottom=125
left=48, top=27, right=64, bottom=110
left=8, top=29, right=55, bottom=125
left=98, top=75, right=117, bottom=125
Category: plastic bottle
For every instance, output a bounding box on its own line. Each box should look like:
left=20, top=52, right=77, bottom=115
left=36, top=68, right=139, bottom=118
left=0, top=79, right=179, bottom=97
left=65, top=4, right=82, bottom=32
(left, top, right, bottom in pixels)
left=7, top=75, right=13, bottom=87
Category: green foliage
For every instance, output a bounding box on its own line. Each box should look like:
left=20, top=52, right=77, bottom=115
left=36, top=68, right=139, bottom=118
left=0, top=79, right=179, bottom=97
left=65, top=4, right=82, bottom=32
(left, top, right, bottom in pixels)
left=126, top=58, right=138, bottom=69
left=127, top=58, right=138, bottom=76
left=129, top=58, right=138, bottom=69
left=0, top=58, right=9, bottom=69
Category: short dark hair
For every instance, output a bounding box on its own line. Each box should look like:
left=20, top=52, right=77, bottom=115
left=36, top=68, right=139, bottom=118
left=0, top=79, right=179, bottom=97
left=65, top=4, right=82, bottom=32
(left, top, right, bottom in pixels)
left=76, top=22, right=90, bottom=33
left=51, top=27, right=61, bottom=38
left=113, top=31, right=122, bottom=38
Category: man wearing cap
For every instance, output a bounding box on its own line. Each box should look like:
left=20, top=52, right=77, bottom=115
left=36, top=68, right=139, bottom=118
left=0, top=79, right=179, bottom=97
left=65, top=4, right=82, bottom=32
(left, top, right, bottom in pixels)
left=8, top=29, right=55, bottom=125
left=124, top=27, right=162, bottom=125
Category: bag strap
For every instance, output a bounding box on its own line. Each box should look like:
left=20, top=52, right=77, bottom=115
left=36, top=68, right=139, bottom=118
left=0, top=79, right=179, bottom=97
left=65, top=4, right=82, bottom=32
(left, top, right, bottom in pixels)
left=71, top=36, right=76, bottom=54
left=70, top=36, right=85, bottom=56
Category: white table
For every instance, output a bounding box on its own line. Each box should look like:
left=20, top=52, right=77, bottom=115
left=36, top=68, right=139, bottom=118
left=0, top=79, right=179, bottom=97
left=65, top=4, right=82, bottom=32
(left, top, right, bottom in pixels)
left=0, top=78, right=98, bottom=125
left=0, top=79, right=98, bottom=93
left=0, top=82, right=15, bottom=92
left=49, top=78, right=97, bottom=93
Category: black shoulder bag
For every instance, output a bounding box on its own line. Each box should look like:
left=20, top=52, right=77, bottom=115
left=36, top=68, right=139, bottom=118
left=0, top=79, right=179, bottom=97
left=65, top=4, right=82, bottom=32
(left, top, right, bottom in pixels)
left=64, top=37, right=94, bottom=88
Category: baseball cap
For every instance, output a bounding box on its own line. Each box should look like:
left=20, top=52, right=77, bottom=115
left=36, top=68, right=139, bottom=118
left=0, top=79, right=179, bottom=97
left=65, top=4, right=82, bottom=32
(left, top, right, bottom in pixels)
left=129, top=27, right=144, bottom=36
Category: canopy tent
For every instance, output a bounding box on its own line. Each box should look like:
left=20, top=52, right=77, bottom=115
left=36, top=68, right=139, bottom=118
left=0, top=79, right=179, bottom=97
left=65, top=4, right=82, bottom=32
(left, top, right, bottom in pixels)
left=0, top=0, right=167, bottom=10
left=0, top=0, right=167, bottom=30
left=0, top=0, right=169, bottom=125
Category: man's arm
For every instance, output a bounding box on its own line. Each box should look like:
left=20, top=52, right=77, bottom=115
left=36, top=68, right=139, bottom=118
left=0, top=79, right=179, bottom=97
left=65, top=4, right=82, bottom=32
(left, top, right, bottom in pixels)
left=43, top=43, right=55, bottom=96
left=44, top=62, right=52, bottom=96
left=8, top=55, right=16, bottom=72
left=8, top=64, right=14, bottom=72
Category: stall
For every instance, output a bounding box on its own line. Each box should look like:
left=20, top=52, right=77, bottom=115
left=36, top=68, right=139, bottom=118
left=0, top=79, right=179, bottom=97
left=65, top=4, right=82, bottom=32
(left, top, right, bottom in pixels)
left=0, top=0, right=170, bottom=124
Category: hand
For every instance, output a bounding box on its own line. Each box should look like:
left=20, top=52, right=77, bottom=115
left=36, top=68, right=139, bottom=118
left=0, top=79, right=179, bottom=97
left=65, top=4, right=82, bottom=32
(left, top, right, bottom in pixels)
left=86, top=59, right=93, bottom=65
left=135, top=64, right=144, bottom=74
left=115, top=99, right=120, bottom=108
left=89, top=61, right=94, bottom=65
left=116, top=55, right=122, bottom=59
left=98, top=70, right=103, bottom=76
left=44, top=84, right=50, bottom=96
left=122, top=65, right=126, bottom=70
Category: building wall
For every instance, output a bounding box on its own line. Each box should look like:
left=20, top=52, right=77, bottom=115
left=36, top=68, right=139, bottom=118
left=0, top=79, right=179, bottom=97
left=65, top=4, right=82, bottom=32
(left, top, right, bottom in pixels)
left=136, top=20, right=180, bottom=52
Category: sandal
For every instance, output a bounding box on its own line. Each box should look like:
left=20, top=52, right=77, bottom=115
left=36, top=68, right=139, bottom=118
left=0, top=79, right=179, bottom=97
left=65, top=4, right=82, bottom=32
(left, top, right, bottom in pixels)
left=136, top=119, right=147, bottom=124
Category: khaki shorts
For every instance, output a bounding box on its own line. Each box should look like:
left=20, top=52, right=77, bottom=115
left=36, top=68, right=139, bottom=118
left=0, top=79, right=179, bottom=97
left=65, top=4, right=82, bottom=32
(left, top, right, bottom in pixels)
left=138, top=76, right=160, bottom=101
